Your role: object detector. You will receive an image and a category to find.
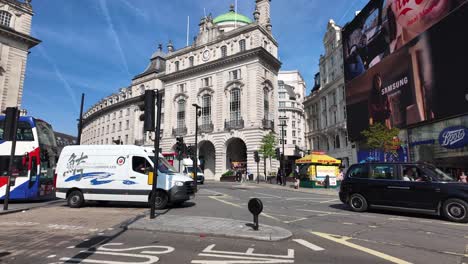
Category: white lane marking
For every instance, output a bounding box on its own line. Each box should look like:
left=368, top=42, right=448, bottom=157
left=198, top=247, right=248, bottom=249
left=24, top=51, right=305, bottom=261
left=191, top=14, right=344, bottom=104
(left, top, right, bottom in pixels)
left=60, top=251, right=160, bottom=263
left=441, top=222, right=468, bottom=227
left=283, top=218, right=308, bottom=224
left=296, top=209, right=350, bottom=215
left=253, top=192, right=282, bottom=198
left=442, top=251, right=468, bottom=258
left=311, top=231, right=412, bottom=264
left=388, top=218, right=408, bottom=221
left=209, top=196, right=242, bottom=208
left=319, top=199, right=340, bottom=204
left=66, top=246, right=75, bottom=249
left=293, top=239, right=324, bottom=251
left=286, top=197, right=332, bottom=201
left=342, top=222, right=354, bottom=225
left=261, top=212, right=282, bottom=221
left=191, top=244, right=294, bottom=263
left=47, top=255, right=56, bottom=258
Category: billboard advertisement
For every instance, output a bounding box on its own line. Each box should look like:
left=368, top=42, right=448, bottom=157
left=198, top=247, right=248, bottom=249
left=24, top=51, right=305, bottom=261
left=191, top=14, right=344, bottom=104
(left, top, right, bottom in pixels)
left=343, top=0, right=468, bottom=140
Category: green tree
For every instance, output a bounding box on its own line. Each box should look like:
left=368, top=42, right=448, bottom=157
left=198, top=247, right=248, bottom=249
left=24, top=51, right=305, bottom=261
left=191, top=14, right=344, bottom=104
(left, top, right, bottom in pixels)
left=259, top=132, right=277, bottom=174
left=361, top=123, right=400, bottom=162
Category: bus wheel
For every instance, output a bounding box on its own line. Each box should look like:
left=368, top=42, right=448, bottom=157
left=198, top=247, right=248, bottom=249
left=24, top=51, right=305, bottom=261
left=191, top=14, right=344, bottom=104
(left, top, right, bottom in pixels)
left=153, top=190, right=168, bottom=210
left=68, top=190, right=84, bottom=208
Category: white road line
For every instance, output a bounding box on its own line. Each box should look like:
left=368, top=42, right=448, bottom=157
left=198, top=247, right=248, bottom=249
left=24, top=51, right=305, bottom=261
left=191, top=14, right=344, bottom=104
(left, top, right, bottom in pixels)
left=283, top=217, right=308, bottom=224
left=319, top=199, right=340, bottom=204
left=253, top=192, right=282, bottom=198
left=311, top=231, right=412, bottom=264
left=208, top=196, right=242, bottom=208
left=293, top=239, right=324, bottom=251
left=296, top=209, right=350, bottom=215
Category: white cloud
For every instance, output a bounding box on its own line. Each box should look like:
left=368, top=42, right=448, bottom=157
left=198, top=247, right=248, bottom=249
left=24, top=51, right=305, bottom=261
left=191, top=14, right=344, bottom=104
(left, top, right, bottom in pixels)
left=98, top=0, right=130, bottom=77
left=36, top=45, right=79, bottom=111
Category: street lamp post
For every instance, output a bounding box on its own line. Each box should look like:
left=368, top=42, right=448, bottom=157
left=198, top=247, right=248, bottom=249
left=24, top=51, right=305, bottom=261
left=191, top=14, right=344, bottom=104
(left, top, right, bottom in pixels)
left=192, top=104, right=201, bottom=190
left=278, top=119, right=287, bottom=186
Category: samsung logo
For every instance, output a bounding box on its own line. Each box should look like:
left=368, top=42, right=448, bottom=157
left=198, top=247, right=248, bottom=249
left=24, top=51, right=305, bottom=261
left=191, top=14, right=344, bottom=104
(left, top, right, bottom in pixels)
left=382, top=76, right=409, bottom=95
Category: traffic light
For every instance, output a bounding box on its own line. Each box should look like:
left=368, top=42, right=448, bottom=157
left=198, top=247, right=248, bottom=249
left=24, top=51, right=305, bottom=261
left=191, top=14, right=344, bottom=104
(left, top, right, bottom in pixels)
left=275, top=148, right=281, bottom=160
left=254, top=151, right=260, bottom=163
left=140, top=90, right=155, bottom=132
left=3, top=107, right=19, bottom=141
left=187, top=145, right=195, bottom=158
left=175, top=137, right=184, bottom=160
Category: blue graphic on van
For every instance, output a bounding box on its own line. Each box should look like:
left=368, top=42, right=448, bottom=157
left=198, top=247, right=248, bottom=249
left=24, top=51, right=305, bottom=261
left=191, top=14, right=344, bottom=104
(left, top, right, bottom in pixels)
left=64, top=172, right=136, bottom=186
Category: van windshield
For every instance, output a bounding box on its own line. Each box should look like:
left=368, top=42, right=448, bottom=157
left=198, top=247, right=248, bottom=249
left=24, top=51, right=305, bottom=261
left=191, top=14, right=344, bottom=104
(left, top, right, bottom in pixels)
left=149, top=156, right=177, bottom=174
left=186, top=166, right=202, bottom=174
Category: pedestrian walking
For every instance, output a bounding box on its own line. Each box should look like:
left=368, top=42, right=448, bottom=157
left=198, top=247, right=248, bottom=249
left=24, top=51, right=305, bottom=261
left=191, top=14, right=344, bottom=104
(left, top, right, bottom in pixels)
left=236, top=170, right=242, bottom=182
left=459, top=171, right=467, bottom=183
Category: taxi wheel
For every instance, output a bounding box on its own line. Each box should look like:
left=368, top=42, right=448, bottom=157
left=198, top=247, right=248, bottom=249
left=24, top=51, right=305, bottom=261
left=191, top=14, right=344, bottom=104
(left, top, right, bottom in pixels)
left=153, top=190, right=168, bottom=210
left=67, top=190, right=84, bottom=208
left=443, top=199, right=468, bottom=223
left=349, top=193, right=368, bottom=212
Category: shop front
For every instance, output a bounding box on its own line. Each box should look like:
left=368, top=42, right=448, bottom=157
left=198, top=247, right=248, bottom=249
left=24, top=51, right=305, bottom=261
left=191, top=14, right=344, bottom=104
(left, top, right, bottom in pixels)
left=296, top=152, right=341, bottom=189
left=408, top=115, right=468, bottom=180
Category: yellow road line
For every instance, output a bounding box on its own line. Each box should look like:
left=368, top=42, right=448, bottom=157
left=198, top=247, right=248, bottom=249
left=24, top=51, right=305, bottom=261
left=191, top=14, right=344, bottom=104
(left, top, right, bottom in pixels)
left=311, top=231, right=412, bottom=264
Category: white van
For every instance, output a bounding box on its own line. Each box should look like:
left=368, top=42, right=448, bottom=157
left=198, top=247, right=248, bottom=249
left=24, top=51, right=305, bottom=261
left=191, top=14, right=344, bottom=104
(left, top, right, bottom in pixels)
left=173, top=158, right=205, bottom=184
left=55, top=145, right=195, bottom=209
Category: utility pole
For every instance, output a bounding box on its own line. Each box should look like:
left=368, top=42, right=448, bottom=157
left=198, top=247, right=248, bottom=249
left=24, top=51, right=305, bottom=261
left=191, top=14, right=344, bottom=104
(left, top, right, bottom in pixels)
left=192, top=104, right=201, bottom=191
left=3, top=107, right=19, bottom=211
left=150, top=90, right=162, bottom=219
left=77, top=93, right=85, bottom=145
left=279, top=121, right=287, bottom=186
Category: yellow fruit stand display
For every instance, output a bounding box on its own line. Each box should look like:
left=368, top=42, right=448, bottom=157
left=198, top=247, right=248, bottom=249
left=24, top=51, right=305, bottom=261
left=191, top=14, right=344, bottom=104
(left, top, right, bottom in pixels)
left=295, top=152, right=341, bottom=188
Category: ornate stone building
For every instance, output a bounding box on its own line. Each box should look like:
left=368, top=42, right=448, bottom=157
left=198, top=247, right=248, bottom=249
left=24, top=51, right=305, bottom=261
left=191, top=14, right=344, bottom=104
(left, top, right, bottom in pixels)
left=278, top=70, right=306, bottom=172
left=0, top=0, right=40, bottom=111
left=81, top=0, right=281, bottom=181
left=303, top=19, right=356, bottom=168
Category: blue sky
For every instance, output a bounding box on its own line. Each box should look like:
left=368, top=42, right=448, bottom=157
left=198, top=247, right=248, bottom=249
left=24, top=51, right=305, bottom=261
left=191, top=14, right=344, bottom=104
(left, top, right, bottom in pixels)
left=23, top=0, right=368, bottom=136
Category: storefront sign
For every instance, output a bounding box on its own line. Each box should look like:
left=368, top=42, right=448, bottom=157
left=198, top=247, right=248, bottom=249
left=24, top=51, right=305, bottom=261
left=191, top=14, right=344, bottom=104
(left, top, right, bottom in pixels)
left=439, top=126, right=468, bottom=149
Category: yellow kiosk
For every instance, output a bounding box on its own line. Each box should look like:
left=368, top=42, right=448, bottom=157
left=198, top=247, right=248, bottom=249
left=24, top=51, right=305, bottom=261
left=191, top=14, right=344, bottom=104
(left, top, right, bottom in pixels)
left=295, top=152, right=341, bottom=188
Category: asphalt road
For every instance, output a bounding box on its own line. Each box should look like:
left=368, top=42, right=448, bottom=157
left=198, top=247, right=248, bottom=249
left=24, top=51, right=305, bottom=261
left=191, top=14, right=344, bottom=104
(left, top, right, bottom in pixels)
left=0, top=182, right=467, bottom=264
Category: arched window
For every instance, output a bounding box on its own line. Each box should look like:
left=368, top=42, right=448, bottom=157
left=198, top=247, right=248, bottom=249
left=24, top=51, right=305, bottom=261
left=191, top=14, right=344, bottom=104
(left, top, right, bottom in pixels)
left=239, top=39, right=246, bottom=52
left=202, top=94, right=211, bottom=125
left=230, top=88, right=241, bottom=121
left=221, top=46, right=227, bottom=58
left=177, top=99, right=186, bottom=128
left=263, top=89, right=269, bottom=120
left=174, top=61, right=180, bottom=71
left=0, top=11, right=12, bottom=27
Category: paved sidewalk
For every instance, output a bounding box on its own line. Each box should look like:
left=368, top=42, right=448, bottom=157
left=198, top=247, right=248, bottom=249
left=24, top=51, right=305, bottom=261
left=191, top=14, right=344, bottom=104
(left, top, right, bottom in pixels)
left=238, top=182, right=339, bottom=196
left=128, top=215, right=292, bottom=241
left=0, top=199, right=63, bottom=215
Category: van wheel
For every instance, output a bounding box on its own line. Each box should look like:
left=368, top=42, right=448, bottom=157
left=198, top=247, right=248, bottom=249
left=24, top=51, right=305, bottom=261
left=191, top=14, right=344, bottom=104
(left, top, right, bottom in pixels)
left=67, top=190, right=84, bottom=208
left=349, top=193, right=368, bottom=212
left=443, top=199, right=468, bottom=223
left=153, top=190, right=168, bottom=210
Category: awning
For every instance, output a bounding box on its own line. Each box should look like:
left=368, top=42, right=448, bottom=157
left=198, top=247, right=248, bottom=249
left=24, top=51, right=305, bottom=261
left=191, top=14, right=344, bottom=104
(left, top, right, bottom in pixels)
left=295, top=152, right=341, bottom=165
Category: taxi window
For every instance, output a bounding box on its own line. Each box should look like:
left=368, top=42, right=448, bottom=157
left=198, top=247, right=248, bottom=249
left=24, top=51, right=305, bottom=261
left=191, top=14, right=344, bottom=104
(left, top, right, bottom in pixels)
left=370, top=164, right=397, bottom=180
left=348, top=165, right=369, bottom=179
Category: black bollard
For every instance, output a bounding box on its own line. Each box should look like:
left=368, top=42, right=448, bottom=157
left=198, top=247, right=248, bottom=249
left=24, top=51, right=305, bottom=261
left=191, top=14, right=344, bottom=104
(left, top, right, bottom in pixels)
left=248, top=198, right=263, bottom=231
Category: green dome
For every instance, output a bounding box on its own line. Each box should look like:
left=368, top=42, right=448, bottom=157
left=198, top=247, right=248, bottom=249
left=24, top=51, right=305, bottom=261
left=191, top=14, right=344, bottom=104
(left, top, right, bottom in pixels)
left=213, top=10, right=252, bottom=25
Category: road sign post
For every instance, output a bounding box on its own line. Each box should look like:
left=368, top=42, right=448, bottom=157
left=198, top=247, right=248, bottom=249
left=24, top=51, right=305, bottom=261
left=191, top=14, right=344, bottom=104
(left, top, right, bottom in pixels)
left=3, top=107, right=19, bottom=211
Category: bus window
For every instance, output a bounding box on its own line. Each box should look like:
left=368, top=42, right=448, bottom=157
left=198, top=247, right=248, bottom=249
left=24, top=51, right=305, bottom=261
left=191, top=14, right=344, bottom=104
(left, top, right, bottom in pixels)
left=0, top=156, right=28, bottom=177
left=0, top=121, right=34, bottom=141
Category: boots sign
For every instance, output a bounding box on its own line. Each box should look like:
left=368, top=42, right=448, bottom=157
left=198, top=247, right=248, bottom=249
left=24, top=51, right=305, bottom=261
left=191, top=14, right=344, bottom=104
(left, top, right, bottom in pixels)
left=438, top=126, right=468, bottom=149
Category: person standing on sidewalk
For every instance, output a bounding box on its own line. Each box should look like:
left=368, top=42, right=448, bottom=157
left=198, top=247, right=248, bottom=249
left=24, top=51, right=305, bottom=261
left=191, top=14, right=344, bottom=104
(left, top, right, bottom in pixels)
left=276, top=168, right=282, bottom=185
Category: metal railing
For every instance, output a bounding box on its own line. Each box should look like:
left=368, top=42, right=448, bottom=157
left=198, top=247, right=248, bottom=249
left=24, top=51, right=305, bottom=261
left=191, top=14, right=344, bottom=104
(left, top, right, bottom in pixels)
left=224, top=119, right=244, bottom=130
left=199, top=123, right=214, bottom=133
left=262, top=119, right=274, bottom=130
left=172, top=127, right=187, bottom=136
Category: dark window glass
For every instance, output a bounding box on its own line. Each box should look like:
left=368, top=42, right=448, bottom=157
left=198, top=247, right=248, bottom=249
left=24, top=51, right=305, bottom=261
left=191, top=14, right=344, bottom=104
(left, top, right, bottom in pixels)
left=348, top=165, right=369, bottom=179
left=0, top=121, right=34, bottom=141
left=132, top=156, right=152, bottom=174
left=370, top=164, right=396, bottom=180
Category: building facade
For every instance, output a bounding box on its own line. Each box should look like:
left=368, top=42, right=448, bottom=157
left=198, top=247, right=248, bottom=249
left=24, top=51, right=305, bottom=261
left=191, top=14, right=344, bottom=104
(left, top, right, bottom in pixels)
left=0, top=0, right=40, bottom=111
left=278, top=70, right=306, bottom=173
left=304, top=19, right=356, bottom=168
left=81, top=0, right=281, bottom=181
